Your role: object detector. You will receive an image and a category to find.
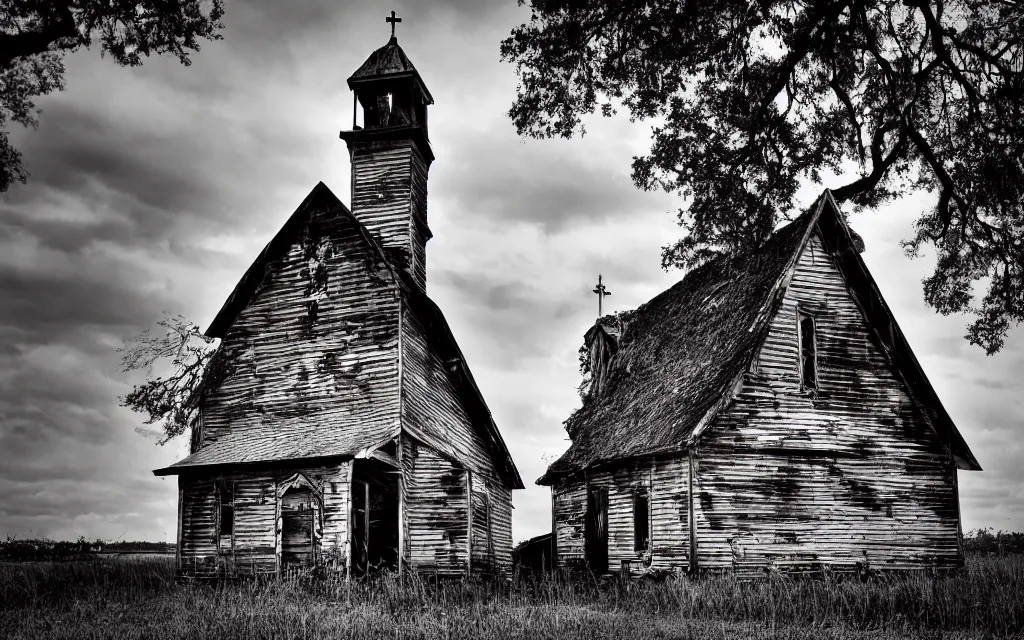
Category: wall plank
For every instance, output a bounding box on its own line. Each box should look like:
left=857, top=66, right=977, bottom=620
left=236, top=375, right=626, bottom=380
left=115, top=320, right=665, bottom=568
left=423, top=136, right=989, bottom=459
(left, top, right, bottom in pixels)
left=401, top=439, right=469, bottom=575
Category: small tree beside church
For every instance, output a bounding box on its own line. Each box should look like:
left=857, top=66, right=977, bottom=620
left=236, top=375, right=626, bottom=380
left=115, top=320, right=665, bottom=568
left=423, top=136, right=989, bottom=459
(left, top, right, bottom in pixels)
left=119, top=314, right=219, bottom=445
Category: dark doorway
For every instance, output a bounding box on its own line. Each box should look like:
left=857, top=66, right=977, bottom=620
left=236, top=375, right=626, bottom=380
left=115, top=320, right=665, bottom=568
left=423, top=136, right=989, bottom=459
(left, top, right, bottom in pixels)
left=281, top=487, right=314, bottom=568
left=351, top=458, right=400, bottom=576
left=585, top=485, right=608, bottom=573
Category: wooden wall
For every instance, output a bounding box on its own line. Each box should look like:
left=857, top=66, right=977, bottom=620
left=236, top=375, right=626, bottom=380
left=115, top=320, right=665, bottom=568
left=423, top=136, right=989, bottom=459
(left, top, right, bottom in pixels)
left=551, top=457, right=690, bottom=575
left=401, top=438, right=469, bottom=575
left=200, top=205, right=401, bottom=455
left=401, top=304, right=514, bottom=575
left=693, top=232, right=961, bottom=575
left=178, top=462, right=350, bottom=578
left=350, top=139, right=429, bottom=290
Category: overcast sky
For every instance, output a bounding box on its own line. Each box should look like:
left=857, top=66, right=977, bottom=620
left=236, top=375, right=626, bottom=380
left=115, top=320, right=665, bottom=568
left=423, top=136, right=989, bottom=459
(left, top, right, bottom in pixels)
left=1, top=0, right=1021, bottom=544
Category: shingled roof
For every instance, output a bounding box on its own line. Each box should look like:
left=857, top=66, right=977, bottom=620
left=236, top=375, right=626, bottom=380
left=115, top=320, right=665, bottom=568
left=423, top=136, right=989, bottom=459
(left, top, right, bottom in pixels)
left=347, top=36, right=434, bottom=104
left=153, top=418, right=391, bottom=476
left=538, top=192, right=980, bottom=484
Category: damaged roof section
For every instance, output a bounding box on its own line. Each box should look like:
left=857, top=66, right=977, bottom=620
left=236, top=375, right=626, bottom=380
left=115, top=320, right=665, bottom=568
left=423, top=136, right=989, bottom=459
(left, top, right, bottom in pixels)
left=153, top=419, right=393, bottom=475
left=539, top=213, right=812, bottom=484
left=539, top=192, right=979, bottom=484
left=347, top=36, right=434, bottom=104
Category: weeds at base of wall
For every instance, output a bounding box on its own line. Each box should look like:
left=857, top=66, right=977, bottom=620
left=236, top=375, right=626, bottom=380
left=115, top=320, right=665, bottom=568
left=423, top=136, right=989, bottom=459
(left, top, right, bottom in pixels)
left=1, top=554, right=1022, bottom=638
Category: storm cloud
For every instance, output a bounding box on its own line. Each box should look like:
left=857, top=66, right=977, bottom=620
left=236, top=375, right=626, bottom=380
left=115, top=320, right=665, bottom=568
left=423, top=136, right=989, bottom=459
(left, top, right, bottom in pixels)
left=0, top=0, right=1020, bottom=545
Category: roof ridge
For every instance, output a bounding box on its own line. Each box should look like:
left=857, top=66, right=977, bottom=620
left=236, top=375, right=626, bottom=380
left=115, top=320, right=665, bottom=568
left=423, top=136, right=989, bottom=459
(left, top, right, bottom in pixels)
left=204, top=181, right=398, bottom=338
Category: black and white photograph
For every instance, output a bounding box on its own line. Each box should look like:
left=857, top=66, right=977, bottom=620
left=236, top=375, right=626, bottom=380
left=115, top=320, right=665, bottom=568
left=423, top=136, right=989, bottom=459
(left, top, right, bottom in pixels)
left=1, top=0, right=1023, bottom=637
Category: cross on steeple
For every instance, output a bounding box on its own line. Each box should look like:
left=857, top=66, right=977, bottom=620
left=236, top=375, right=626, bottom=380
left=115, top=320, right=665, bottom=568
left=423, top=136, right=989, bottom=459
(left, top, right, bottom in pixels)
left=593, top=275, right=611, bottom=317
left=386, top=10, right=402, bottom=38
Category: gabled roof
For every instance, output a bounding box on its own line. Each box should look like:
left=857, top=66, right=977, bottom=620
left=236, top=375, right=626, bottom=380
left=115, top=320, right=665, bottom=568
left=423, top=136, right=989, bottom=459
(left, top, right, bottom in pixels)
left=539, top=192, right=980, bottom=484
left=155, top=182, right=522, bottom=487
left=347, top=36, right=434, bottom=104
left=205, top=182, right=371, bottom=339
left=397, top=269, right=525, bottom=489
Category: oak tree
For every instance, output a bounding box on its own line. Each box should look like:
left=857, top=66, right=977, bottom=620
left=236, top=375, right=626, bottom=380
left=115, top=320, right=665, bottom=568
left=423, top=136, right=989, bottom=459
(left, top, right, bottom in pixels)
left=502, top=0, right=1024, bottom=353
left=1, top=0, right=225, bottom=191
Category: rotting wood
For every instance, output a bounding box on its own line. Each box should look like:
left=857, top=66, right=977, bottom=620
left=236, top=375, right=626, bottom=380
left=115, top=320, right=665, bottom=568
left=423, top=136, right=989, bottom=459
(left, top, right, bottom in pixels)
left=694, top=232, right=962, bottom=577
left=466, top=469, right=473, bottom=575
left=542, top=193, right=976, bottom=579
left=552, top=457, right=689, bottom=576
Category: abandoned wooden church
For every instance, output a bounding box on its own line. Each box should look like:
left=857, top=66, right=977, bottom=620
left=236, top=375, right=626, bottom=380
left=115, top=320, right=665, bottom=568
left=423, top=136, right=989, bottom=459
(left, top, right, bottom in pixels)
left=154, top=31, right=523, bottom=578
left=540, top=192, right=981, bottom=577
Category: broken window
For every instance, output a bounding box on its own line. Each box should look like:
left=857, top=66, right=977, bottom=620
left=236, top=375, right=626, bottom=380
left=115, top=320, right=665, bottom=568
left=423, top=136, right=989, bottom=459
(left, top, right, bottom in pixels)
left=585, top=486, right=608, bottom=573
left=799, top=313, right=818, bottom=391
left=633, top=489, right=650, bottom=552
left=217, top=480, right=234, bottom=549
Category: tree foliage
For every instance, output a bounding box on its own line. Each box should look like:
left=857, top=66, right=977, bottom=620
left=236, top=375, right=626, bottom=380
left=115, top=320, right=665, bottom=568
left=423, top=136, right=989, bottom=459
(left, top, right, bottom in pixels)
left=119, top=314, right=217, bottom=444
left=502, top=0, right=1024, bottom=353
left=1, top=0, right=225, bottom=191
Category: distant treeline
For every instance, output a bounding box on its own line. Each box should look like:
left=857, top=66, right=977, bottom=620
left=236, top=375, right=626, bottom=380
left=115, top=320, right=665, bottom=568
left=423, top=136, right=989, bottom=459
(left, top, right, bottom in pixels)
left=1, top=537, right=176, bottom=561
left=3, top=529, right=1022, bottom=562
left=963, top=528, right=1024, bottom=555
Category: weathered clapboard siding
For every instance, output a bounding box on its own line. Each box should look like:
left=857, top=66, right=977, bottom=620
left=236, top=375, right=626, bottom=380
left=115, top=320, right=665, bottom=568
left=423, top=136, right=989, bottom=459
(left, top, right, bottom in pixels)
left=401, top=306, right=493, bottom=482
left=470, top=472, right=493, bottom=572
left=402, top=439, right=469, bottom=575
left=649, top=457, right=690, bottom=569
left=231, top=474, right=276, bottom=570
left=693, top=232, right=960, bottom=575
left=490, top=483, right=513, bottom=571
left=180, top=476, right=217, bottom=564
left=351, top=140, right=429, bottom=290
left=320, top=463, right=351, bottom=570
left=400, top=302, right=514, bottom=574
left=552, top=480, right=587, bottom=568
left=551, top=457, right=689, bottom=574
left=200, top=207, right=401, bottom=454
left=177, top=462, right=350, bottom=578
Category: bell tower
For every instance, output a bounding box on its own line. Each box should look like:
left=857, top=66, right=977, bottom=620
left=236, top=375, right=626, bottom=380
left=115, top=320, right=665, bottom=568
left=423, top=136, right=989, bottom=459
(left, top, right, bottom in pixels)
left=340, top=16, right=434, bottom=291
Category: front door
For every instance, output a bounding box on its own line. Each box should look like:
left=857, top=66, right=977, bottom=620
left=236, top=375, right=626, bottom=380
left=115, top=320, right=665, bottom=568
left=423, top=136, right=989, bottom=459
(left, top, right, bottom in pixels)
left=281, top=488, right=314, bottom=569
left=585, top=486, right=608, bottom=574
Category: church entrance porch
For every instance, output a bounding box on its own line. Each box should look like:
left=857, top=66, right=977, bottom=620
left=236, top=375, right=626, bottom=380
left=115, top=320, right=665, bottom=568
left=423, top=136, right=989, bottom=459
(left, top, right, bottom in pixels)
left=351, top=457, right=400, bottom=576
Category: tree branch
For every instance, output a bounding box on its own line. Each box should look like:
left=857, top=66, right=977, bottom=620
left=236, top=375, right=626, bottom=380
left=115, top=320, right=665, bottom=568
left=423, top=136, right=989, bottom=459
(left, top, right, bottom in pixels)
left=906, top=124, right=969, bottom=238
left=832, top=119, right=906, bottom=201
left=829, top=75, right=866, bottom=163
left=0, top=2, right=80, bottom=70
left=749, top=1, right=853, bottom=135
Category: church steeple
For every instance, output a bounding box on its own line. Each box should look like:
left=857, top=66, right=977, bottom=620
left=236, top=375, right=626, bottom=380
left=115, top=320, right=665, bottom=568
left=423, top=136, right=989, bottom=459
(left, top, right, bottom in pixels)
left=340, top=18, right=433, bottom=291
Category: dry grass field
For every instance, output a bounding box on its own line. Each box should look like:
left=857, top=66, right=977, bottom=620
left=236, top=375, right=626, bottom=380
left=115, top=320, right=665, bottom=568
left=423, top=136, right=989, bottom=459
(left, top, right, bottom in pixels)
left=1, top=554, right=1022, bottom=639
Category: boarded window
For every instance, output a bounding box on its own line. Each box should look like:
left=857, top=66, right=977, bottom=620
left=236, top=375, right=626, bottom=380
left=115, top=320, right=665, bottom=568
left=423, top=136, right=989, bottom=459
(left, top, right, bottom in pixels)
left=633, top=489, right=650, bottom=552
left=799, top=313, right=818, bottom=390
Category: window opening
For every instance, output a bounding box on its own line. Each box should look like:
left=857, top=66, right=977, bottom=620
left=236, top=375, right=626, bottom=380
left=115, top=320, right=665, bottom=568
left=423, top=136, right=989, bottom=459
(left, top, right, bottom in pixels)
left=633, top=489, right=650, bottom=552
left=799, top=313, right=818, bottom=391
left=218, top=480, right=234, bottom=547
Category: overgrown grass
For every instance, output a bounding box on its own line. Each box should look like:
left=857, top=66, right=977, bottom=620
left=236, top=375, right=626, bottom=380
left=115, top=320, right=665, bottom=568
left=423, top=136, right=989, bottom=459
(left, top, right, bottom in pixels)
left=1, top=554, right=1022, bottom=639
